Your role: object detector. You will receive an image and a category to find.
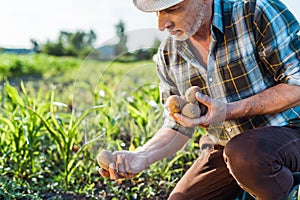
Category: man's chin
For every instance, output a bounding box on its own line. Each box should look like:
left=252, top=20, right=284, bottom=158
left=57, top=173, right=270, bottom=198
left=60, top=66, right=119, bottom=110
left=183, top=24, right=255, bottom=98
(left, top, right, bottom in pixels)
left=171, top=34, right=190, bottom=41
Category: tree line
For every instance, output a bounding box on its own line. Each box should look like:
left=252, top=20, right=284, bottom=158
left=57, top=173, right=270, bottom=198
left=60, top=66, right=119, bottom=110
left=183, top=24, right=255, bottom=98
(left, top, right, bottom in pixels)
left=31, top=20, right=160, bottom=60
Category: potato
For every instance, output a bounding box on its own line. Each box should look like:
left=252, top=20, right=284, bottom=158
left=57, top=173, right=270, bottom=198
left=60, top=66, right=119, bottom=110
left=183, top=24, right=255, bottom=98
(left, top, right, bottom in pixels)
left=97, top=150, right=114, bottom=171
left=185, top=86, right=208, bottom=115
left=166, top=92, right=206, bottom=118
left=185, top=86, right=201, bottom=103
left=180, top=95, right=188, bottom=107
left=182, top=103, right=201, bottom=119
left=166, top=95, right=184, bottom=114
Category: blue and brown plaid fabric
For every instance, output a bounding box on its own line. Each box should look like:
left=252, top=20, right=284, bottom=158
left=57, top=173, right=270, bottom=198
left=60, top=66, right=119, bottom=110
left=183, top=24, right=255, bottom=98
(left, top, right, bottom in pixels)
left=156, top=0, right=300, bottom=144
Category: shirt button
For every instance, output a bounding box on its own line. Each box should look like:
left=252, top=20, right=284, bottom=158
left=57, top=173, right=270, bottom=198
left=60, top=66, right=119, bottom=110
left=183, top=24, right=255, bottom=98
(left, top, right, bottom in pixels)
left=208, top=77, right=213, bottom=82
left=226, top=128, right=232, bottom=132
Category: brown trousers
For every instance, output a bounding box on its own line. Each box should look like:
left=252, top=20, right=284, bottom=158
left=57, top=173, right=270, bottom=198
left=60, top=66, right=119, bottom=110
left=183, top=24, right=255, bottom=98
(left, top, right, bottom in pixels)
left=168, top=125, right=300, bottom=200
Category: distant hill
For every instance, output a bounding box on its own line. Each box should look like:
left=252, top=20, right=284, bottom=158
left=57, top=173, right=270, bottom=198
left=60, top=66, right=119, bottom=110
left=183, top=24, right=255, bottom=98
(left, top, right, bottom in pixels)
left=1, top=48, right=34, bottom=54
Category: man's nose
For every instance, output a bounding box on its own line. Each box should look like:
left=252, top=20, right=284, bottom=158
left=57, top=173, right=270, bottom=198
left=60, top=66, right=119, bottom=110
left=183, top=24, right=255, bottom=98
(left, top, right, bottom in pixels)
left=157, top=11, right=173, bottom=31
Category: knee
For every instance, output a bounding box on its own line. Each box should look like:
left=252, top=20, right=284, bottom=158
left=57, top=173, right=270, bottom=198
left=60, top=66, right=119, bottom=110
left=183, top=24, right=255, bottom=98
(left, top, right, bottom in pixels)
left=223, top=133, right=266, bottom=175
left=168, top=192, right=185, bottom=200
left=223, top=131, right=295, bottom=199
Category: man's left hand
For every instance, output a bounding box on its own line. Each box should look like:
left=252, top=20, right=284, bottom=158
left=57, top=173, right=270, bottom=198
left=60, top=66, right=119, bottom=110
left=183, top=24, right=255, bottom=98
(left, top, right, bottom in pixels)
left=169, top=92, right=227, bottom=128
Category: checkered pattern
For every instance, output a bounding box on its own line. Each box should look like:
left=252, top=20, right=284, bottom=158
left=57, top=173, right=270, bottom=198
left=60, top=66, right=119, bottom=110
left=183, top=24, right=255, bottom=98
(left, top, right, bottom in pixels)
left=156, top=0, right=300, bottom=144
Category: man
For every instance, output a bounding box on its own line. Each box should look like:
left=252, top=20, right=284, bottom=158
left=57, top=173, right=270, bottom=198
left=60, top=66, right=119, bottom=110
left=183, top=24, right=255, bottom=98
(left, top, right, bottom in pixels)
left=98, top=0, right=300, bottom=199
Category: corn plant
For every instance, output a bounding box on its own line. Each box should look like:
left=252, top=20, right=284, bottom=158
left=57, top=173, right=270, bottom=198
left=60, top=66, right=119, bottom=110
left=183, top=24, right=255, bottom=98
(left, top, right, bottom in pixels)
left=0, top=57, right=209, bottom=198
left=124, top=83, right=162, bottom=146
left=27, top=92, right=106, bottom=189
left=97, top=82, right=203, bottom=199
left=0, top=81, right=48, bottom=178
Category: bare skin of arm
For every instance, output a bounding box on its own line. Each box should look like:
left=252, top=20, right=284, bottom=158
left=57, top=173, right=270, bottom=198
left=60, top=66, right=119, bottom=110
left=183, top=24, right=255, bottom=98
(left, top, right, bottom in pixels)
left=227, top=84, right=300, bottom=119
left=171, top=83, right=300, bottom=128
left=99, top=128, right=189, bottom=180
left=99, top=84, right=300, bottom=180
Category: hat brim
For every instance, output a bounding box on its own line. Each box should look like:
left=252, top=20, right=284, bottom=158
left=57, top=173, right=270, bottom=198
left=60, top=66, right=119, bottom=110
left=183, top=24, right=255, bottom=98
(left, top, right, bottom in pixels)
left=133, top=0, right=184, bottom=12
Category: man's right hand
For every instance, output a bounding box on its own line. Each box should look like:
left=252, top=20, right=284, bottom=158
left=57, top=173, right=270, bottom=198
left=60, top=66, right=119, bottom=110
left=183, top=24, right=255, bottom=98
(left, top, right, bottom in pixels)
left=98, top=128, right=190, bottom=180
left=98, top=150, right=149, bottom=180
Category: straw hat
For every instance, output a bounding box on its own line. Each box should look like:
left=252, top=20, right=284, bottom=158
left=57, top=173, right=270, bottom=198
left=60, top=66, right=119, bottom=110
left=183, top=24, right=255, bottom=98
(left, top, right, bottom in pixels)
left=132, top=0, right=184, bottom=12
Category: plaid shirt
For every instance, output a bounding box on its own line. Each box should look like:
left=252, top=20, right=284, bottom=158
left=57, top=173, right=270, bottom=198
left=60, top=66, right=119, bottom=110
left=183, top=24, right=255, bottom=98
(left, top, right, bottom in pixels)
left=156, top=0, right=300, bottom=145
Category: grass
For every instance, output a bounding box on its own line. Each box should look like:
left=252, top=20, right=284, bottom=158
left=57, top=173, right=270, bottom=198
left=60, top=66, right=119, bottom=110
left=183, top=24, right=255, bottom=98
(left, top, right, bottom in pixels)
left=0, top=53, right=80, bottom=79
left=1, top=53, right=298, bottom=199
left=0, top=54, right=203, bottom=199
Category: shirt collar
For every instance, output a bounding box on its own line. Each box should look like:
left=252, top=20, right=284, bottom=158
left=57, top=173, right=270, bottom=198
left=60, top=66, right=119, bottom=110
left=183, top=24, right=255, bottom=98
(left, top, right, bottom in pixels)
left=174, top=0, right=225, bottom=60
left=212, top=0, right=224, bottom=34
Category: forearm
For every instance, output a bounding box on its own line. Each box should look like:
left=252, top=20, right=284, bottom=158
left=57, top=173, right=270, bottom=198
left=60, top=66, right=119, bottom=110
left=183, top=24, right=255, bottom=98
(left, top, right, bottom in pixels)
left=227, top=84, right=300, bottom=120
left=136, top=128, right=189, bottom=165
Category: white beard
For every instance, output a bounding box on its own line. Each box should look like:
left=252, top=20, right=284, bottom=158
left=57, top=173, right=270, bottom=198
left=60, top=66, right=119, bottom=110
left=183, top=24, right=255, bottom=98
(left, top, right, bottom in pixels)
left=172, top=1, right=207, bottom=41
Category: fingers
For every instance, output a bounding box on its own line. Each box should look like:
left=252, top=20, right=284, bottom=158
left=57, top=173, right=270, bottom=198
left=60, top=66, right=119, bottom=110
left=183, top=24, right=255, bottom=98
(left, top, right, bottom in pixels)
left=124, top=156, right=131, bottom=172
left=168, top=92, right=212, bottom=127
left=116, top=154, right=128, bottom=178
left=170, top=112, right=207, bottom=127
left=126, top=173, right=138, bottom=179
left=99, top=165, right=123, bottom=185
left=98, top=162, right=123, bottom=180
left=195, top=92, right=210, bottom=106
left=124, top=158, right=138, bottom=178
left=116, top=155, right=138, bottom=179
left=98, top=153, right=137, bottom=181
left=98, top=168, right=110, bottom=178
left=109, top=163, right=122, bottom=180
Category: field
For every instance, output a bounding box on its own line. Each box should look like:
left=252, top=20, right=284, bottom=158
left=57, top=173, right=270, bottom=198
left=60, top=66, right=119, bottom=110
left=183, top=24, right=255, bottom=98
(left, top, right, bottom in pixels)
left=0, top=53, right=203, bottom=199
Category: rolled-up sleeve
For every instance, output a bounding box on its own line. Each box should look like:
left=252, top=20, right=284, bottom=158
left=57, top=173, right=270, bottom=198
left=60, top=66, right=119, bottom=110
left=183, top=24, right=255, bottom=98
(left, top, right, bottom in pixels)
left=156, top=45, right=195, bottom=138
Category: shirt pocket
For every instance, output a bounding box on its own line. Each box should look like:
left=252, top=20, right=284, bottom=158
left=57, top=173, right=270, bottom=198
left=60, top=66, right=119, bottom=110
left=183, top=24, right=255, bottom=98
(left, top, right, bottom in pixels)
left=218, top=53, right=267, bottom=102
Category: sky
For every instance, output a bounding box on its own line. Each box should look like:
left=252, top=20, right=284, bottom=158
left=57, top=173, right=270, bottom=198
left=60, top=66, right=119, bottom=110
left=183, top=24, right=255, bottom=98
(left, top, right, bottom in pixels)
left=1, top=0, right=299, bottom=49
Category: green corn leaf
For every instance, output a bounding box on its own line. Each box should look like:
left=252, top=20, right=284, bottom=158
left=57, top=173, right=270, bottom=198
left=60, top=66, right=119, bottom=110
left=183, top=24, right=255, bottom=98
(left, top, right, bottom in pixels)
left=67, top=133, right=105, bottom=174
left=70, top=105, right=106, bottom=134
left=127, top=103, right=142, bottom=118
left=5, top=83, right=24, bottom=107
left=50, top=93, right=65, bottom=131
left=67, top=105, right=106, bottom=153
left=0, top=117, right=16, bottom=132
left=67, top=159, right=84, bottom=183
left=129, top=142, right=136, bottom=151
left=20, top=81, right=31, bottom=107
left=27, top=106, right=64, bottom=155
left=163, top=152, right=186, bottom=175
left=20, top=81, right=27, bottom=96
left=50, top=93, right=68, bottom=144
left=76, top=133, right=105, bottom=155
